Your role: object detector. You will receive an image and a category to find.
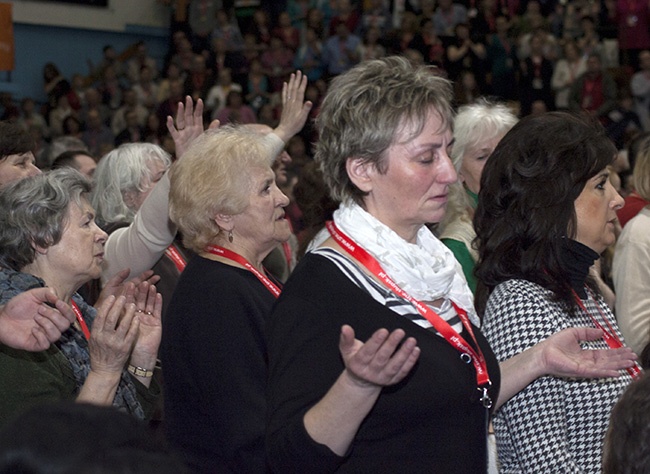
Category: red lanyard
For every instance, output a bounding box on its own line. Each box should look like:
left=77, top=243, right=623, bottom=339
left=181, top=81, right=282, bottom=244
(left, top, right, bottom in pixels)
left=572, top=287, right=642, bottom=379
left=205, top=245, right=281, bottom=298
left=70, top=301, right=91, bottom=340
left=165, top=244, right=187, bottom=273
left=326, top=221, right=493, bottom=407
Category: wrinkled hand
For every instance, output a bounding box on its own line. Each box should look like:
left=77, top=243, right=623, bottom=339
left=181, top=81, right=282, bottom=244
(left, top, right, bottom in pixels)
left=273, top=71, right=313, bottom=143
left=130, top=282, right=163, bottom=359
left=88, top=296, right=139, bottom=375
left=540, top=327, right=638, bottom=379
left=0, top=288, right=76, bottom=351
left=339, top=325, right=420, bottom=388
left=96, top=268, right=160, bottom=309
left=166, top=95, right=220, bottom=158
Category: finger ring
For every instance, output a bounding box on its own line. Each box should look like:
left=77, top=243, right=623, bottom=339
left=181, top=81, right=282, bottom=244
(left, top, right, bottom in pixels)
left=136, top=309, right=144, bottom=313
left=146, top=311, right=153, bottom=316
left=178, top=127, right=185, bottom=131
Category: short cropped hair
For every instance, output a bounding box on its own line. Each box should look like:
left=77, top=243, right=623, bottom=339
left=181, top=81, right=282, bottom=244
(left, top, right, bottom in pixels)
left=0, top=168, right=91, bottom=271
left=474, top=112, right=616, bottom=315
left=91, top=143, right=171, bottom=226
left=603, top=373, right=650, bottom=473
left=315, top=56, right=454, bottom=205
left=0, top=121, right=34, bottom=161
left=169, top=125, right=276, bottom=253
left=632, top=135, right=650, bottom=201
left=51, top=149, right=91, bottom=171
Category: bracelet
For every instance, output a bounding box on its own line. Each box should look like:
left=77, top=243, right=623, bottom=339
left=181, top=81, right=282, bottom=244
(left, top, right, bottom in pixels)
left=127, top=364, right=154, bottom=378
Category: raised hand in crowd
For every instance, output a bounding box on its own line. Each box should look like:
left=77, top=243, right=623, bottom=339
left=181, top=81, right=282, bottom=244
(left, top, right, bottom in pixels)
left=166, top=96, right=220, bottom=158
left=274, top=70, right=313, bottom=142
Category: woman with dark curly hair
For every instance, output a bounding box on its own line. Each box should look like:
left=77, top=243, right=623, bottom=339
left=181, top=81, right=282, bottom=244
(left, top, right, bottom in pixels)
left=474, top=111, right=640, bottom=472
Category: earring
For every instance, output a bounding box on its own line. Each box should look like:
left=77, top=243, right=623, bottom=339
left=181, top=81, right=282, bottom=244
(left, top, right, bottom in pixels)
left=228, top=230, right=233, bottom=243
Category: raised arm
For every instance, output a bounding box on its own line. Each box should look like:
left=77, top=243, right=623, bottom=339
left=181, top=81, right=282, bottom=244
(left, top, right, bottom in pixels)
left=102, top=96, right=217, bottom=283
left=272, top=71, right=313, bottom=144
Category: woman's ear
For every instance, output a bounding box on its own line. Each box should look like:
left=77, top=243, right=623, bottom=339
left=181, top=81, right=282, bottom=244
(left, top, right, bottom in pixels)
left=214, top=213, right=234, bottom=232
left=346, top=157, right=373, bottom=193
left=122, top=189, right=138, bottom=210
left=33, top=244, right=48, bottom=256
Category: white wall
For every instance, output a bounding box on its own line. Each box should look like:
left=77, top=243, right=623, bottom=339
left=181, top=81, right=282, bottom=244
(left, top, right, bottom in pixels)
left=9, top=0, right=168, bottom=32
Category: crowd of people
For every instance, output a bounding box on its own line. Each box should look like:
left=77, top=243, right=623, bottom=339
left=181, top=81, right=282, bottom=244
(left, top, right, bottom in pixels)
left=1, top=0, right=650, bottom=472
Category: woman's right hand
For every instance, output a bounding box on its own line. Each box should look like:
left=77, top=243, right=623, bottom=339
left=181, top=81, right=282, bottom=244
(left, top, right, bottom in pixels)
left=303, top=326, right=420, bottom=456
left=339, top=325, right=420, bottom=389
left=88, top=295, right=139, bottom=375
left=77, top=296, right=140, bottom=406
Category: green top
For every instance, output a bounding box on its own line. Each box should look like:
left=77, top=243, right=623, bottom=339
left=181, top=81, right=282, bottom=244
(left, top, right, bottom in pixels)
left=441, top=238, right=477, bottom=294
left=0, top=342, right=161, bottom=427
left=441, top=187, right=479, bottom=294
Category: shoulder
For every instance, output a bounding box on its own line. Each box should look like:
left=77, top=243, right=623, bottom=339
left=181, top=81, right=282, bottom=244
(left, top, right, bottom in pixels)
left=619, top=208, right=650, bottom=244
left=0, top=269, right=44, bottom=306
left=483, top=279, right=564, bottom=357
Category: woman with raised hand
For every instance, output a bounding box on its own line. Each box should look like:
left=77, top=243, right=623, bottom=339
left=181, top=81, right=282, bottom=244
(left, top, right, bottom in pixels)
left=162, top=72, right=311, bottom=473
left=0, top=168, right=162, bottom=427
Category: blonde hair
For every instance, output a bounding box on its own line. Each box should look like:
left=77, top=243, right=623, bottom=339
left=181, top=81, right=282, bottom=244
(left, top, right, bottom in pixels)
left=633, top=135, right=650, bottom=201
left=169, top=125, right=276, bottom=252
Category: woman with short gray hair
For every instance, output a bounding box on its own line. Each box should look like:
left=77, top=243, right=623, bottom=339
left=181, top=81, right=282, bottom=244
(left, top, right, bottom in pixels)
left=92, top=143, right=172, bottom=228
left=437, top=99, right=517, bottom=292
left=0, top=168, right=162, bottom=427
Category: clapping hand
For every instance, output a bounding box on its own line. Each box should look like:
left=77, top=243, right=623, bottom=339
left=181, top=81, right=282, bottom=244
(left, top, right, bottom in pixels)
left=96, top=269, right=160, bottom=309
left=130, top=280, right=163, bottom=360
left=88, top=296, right=139, bottom=375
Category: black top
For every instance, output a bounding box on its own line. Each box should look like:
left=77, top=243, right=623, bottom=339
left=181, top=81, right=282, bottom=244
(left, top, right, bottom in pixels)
left=561, top=239, right=599, bottom=298
left=162, top=255, right=275, bottom=474
left=266, top=253, right=501, bottom=473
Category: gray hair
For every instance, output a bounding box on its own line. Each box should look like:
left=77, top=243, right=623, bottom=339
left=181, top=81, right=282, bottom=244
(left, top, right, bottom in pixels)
left=438, top=99, right=517, bottom=234
left=91, top=143, right=171, bottom=227
left=315, top=55, right=454, bottom=204
left=169, top=125, right=277, bottom=253
left=450, top=99, right=518, bottom=170
left=0, top=168, right=91, bottom=270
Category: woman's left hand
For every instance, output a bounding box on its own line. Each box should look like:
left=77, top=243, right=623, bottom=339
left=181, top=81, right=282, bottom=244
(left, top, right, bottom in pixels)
left=130, top=281, right=163, bottom=360
left=273, top=71, right=313, bottom=143
left=539, top=327, right=637, bottom=378
left=166, top=95, right=220, bottom=159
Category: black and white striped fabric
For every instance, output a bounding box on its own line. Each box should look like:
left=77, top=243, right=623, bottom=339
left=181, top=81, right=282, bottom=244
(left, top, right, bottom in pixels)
left=482, top=278, right=634, bottom=473
left=313, top=247, right=463, bottom=334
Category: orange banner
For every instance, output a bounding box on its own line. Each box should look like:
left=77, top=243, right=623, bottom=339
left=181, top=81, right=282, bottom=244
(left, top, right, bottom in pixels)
left=0, top=2, right=15, bottom=71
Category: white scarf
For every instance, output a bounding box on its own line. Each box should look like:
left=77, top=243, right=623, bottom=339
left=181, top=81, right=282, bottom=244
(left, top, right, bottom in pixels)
left=325, top=201, right=480, bottom=326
